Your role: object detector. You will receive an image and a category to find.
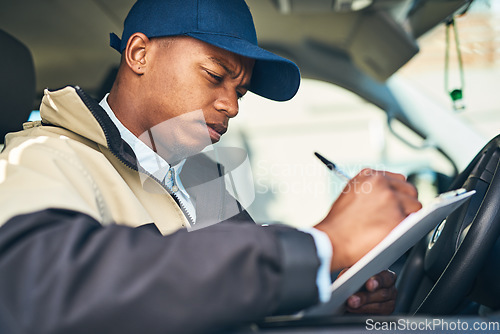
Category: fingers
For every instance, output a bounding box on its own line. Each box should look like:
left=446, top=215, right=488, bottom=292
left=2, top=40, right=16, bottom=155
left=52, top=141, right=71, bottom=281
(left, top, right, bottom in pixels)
left=346, top=287, right=396, bottom=309
left=346, top=292, right=396, bottom=315
left=386, top=174, right=417, bottom=198
left=365, top=270, right=396, bottom=291
left=345, top=270, right=397, bottom=315
left=346, top=286, right=397, bottom=314
left=395, top=191, right=423, bottom=216
left=384, top=173, right=422, bottom=215
left=360, top=168, right=405, bottom=181
left=360, top=169, right=416, bottom=198
left=337, top=268, right=349, bottom=278
left=359, top=169, right=422, bottom=216
left=316, top=168, right=422, bottom=270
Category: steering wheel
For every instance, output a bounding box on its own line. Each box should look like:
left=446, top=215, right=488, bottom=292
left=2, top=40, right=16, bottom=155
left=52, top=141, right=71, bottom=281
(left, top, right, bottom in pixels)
left=395, top=134, right=500, bottom=315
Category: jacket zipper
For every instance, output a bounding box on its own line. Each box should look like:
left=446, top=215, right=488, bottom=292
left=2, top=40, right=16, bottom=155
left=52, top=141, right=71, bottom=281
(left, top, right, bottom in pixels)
left=75, top=86, right=195, bottom=226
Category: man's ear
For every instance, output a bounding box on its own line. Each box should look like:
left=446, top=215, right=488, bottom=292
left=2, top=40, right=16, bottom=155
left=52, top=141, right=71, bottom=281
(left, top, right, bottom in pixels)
left=124, top=32, right=149, bottom=75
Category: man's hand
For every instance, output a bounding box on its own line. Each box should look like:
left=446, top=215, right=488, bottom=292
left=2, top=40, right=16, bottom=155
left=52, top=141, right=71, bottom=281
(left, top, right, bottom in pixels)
left=345, top=270, right=397, bottom=314
left=315, top=168, right=422, bottom=270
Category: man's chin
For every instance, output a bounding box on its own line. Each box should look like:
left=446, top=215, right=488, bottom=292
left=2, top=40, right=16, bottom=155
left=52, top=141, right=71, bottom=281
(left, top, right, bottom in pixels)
left=165, top=142, right=215, bottom=164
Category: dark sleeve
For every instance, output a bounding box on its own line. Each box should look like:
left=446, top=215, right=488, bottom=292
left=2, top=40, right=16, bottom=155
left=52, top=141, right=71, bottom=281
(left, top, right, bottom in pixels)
left=0, top=208, right=320, bottom=334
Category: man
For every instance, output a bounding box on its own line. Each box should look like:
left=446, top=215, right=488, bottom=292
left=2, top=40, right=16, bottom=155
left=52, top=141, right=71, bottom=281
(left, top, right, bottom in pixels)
left=0, top=0, right=421, bottom=333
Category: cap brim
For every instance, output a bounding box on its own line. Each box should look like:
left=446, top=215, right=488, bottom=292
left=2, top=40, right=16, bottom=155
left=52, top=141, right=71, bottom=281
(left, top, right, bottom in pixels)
left=187, top=32, right=300, bottom=101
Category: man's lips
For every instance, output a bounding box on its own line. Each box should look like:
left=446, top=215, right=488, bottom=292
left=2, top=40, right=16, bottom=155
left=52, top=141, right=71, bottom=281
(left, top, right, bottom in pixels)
left=206, top=124, right=227, bottom=143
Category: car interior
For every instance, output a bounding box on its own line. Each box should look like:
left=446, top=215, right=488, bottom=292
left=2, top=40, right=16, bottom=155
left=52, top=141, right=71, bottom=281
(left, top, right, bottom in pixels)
left=1, top=0, right=500, bottom=332
left=0, top=29, right=36, bottom=144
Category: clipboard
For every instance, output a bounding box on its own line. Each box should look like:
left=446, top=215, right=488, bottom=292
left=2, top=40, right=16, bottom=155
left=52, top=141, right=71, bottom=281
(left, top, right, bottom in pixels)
left=303, top=188, right=476, bottom=316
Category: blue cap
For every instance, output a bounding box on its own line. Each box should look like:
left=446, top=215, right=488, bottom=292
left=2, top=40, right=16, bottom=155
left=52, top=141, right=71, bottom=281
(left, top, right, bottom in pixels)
left=110, top=0, right=300, bottom=101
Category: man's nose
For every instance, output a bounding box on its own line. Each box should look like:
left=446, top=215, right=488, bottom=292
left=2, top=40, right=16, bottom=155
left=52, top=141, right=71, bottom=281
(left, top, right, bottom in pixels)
left=214, top=88, right=239, bottom=118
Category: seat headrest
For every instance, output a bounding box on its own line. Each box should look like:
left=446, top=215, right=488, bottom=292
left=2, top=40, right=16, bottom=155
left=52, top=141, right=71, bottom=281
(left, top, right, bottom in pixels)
left=0, top=30, right=36, bottom=140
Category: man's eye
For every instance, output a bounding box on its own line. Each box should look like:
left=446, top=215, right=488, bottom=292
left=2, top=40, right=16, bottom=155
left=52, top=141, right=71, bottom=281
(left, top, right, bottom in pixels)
left=207, top=71, right=223, bottom=83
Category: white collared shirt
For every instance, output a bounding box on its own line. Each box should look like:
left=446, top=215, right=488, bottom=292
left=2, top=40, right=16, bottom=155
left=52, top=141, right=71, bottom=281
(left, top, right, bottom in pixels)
left=99, top=94, right=197, bottom=222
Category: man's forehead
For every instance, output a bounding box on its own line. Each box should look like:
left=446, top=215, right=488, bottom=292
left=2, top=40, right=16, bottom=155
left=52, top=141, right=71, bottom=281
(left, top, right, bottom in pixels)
left=203, top=46, right=254, bottom=79
left=207, top=56, right=253, bottom=77
left=155, top=35, right=254, bottom=85
left=168, top=36, right=253, bottom=65
left=207, top=56, right=235, bottom=75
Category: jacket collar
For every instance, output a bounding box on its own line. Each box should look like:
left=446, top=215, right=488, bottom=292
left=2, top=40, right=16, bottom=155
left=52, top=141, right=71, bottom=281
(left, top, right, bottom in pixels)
left=39, top=86, right=138, bottom=170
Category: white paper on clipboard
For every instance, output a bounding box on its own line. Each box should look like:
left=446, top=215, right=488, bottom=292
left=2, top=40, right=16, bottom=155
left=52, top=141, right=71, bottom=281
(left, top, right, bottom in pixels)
left=304, top=188, right=476, bottom=316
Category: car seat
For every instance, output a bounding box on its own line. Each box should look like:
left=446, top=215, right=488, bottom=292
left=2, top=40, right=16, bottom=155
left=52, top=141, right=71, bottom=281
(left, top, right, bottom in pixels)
left=0, top=29, right=36, bottom=143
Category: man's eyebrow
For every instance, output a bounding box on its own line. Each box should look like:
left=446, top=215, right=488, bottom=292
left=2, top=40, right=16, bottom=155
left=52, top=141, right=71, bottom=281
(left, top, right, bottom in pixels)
left=208, top=56, right=235, bottom=77
left=207, top=56, right=251, bottom=90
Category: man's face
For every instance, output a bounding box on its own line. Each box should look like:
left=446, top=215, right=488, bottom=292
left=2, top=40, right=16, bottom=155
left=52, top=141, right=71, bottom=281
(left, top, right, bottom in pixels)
left=137, top=36, right=254, bottom=162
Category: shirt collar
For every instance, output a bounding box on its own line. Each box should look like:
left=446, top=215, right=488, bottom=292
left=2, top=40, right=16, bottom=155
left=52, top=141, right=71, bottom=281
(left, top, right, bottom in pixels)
left=99, top=94, right=190, bottom=199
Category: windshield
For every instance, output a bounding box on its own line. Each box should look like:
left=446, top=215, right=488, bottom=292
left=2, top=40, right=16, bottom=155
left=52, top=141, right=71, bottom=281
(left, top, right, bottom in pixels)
left=219, top=0, right=500, bottom=228
left=399, top=0, right=500, bottom=139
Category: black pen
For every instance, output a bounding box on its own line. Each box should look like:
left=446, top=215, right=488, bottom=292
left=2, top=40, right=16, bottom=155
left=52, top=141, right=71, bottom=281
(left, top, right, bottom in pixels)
left=314, top=152, right=351, bottom=182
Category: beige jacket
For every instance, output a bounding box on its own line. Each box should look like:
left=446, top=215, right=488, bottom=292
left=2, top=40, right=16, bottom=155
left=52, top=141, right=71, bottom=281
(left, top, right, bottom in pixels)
left=0, top=86, right=189, bottom=234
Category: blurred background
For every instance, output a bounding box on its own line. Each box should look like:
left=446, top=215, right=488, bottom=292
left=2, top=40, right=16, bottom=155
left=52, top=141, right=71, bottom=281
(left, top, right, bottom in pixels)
left=220, top=0, right=500, bottom=227
left=1, top=0, right=499, bottom=228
